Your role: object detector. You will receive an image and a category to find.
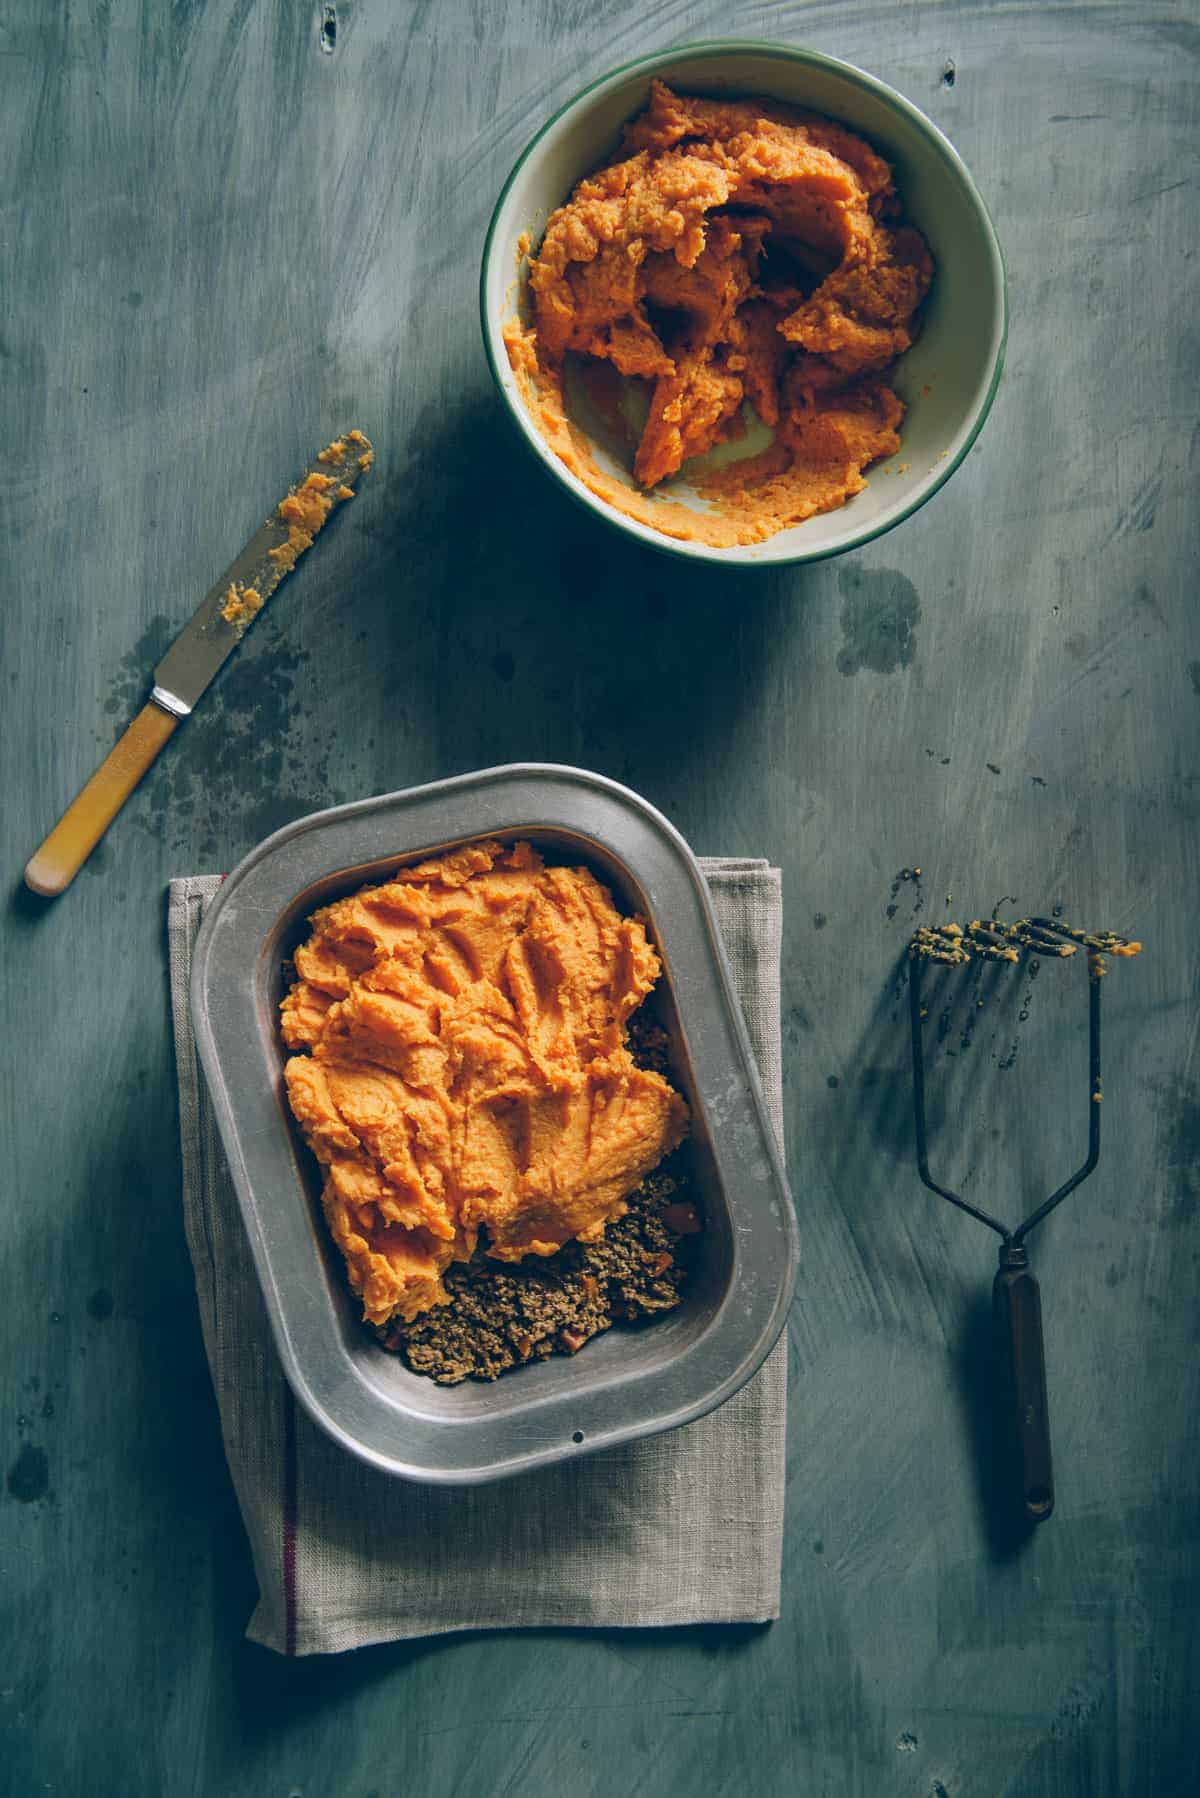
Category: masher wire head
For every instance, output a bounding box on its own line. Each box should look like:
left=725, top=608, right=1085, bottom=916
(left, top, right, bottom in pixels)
left=907, top=917, right=1139, bottom=1244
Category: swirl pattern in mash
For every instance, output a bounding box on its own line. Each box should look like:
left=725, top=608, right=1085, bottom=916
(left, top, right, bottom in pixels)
left=281, top=841, right=688, bottom=1325
left=504, top=82, right=934, bottom=547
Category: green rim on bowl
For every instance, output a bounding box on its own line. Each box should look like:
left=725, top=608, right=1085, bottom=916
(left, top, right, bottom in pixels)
left=480, top=39, right=1008, bottom=568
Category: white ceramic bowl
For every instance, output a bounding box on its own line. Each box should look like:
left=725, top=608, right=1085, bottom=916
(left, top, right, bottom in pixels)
left=480, top=40, right=1007, bottom=567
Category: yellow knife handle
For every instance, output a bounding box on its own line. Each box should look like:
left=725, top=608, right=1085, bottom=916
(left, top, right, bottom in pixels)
left=24, top=701, right=179, bottom=897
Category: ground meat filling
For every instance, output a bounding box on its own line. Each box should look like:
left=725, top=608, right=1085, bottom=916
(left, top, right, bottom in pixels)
left=379, top=1166, right=701, bottom=1385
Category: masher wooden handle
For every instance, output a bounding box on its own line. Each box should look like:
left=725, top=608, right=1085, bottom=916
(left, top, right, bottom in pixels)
left=24, top=702, right=178, bottom=897
left=993, top=1252, right=1055, bottom=1523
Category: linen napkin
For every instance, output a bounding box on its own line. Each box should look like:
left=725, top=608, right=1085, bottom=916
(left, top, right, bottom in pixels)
left=168, top=859, right=788, bottom=1655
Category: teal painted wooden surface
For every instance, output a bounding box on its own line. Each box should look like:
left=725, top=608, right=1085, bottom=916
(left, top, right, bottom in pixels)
left=2, top=2, right=1197, bottom=1793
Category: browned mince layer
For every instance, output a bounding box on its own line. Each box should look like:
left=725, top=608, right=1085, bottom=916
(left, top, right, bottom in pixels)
left=378, top=1165, right=700, bottom=1384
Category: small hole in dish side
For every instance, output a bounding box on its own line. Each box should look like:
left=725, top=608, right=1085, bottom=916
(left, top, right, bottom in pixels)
left=572, top=1430, right=584, bottom=1444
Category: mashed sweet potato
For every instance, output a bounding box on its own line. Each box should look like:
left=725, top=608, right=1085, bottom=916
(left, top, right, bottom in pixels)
left=281, top=841, right=688, bottom=1325
left=504, top=82, right=933, bottom=547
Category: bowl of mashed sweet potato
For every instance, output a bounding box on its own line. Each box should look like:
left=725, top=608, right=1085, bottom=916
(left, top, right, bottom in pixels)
left=481, top=40, right=1006, bottom=565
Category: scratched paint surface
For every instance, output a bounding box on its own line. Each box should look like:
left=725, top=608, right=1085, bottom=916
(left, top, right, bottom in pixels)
left=1, top=3, right=1197, bottom=1794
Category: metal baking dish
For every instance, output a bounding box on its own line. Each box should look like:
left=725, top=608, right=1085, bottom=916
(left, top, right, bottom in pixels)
left=190, top=763, right=797, bottom=1484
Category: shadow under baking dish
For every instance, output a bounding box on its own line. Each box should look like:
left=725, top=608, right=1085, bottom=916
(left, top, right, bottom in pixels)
left=190, top=764, right=797, bottom=1484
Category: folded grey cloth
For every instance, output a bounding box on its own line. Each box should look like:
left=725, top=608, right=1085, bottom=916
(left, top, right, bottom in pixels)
left=168, top=860, right=787, bottom=1655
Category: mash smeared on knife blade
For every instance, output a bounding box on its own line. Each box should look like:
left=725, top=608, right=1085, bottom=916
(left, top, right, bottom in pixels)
left=217, top=430, right=372, bottom=635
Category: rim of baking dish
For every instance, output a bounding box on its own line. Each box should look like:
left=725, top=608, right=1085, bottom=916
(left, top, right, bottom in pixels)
left=480, top=37, right=1008, bottom=569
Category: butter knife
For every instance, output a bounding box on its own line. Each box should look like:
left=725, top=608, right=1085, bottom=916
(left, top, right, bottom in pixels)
left=25, top=431, right=373, bottom=897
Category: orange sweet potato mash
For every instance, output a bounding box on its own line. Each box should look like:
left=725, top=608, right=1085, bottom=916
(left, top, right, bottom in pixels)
left=281, top=841, right=688, bottom=1325
left=504, top=82, right=933, bottom=548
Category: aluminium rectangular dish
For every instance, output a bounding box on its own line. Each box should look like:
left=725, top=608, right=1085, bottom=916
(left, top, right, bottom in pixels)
left=190, top=763, right=798, bottom=1484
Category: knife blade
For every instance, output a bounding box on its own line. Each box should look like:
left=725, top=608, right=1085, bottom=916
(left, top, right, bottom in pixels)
left=153, top=428, right=373, bottom=714
left=24, top=429, right=373, bottom=897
